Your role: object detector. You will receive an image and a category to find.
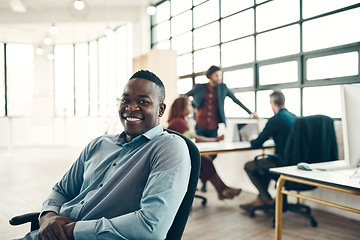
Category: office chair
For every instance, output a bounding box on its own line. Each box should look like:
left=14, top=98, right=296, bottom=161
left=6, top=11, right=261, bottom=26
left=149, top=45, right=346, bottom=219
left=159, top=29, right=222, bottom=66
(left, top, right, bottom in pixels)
left=9, top=129, right=201, bottom=240
left=195, top=178, right=208, bottom=206
left=248, top=115, right=338, bottom=228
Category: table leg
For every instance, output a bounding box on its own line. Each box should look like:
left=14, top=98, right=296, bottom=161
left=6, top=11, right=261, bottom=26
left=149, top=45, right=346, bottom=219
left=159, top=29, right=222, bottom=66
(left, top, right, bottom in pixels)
left=275, top=175, right=286, bottom=240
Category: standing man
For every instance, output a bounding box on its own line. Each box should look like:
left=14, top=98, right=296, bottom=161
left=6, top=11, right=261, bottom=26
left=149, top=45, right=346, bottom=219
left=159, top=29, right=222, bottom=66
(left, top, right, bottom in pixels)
left=17, top=70, right=191, bottom=240
left=185, top=65, right=257, bottom=191
left=185, top=65, right=257, bottom=139
left=240, top=90, right=297, bottom=210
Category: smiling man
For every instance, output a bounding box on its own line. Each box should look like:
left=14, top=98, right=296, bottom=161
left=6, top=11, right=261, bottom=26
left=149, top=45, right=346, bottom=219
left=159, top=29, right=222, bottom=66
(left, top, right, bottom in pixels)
left=17, top=70, right=191, bottom=240
left=120, top=71, right=166, bottom=142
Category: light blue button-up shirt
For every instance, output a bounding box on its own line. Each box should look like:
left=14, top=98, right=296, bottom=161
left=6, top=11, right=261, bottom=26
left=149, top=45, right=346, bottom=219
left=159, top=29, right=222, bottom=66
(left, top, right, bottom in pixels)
left=18, top=124, right=191, bottom=240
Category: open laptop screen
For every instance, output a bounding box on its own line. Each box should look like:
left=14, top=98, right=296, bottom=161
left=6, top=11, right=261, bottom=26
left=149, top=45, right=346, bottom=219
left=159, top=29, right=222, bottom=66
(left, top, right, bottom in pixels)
left=233, top=122, right=260, bottom=142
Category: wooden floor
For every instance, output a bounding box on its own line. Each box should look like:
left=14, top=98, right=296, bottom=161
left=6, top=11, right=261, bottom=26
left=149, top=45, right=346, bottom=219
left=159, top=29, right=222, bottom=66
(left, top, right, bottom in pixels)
left=1, top=147, right=359, bottom=240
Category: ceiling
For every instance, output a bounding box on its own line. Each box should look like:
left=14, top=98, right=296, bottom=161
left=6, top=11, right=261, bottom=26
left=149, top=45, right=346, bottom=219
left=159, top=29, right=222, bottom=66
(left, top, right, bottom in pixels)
left=0, top=0, right=158, bottom=45
left=0, top=0, right=148, bottom=10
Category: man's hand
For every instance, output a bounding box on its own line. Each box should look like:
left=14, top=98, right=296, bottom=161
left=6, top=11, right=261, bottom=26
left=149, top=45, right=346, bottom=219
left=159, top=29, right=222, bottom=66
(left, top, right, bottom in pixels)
left=251, top=112, right=260, bottom=120
left=216, top=134, right=225, bottom=142
left=38, top=212, right=74, bottom=240
left=63, top=222, right=76, bottom=240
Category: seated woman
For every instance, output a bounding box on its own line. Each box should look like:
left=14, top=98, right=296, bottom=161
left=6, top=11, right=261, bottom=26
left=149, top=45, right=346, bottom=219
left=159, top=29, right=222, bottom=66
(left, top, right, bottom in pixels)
left=167, top=96, right=241, bottom=200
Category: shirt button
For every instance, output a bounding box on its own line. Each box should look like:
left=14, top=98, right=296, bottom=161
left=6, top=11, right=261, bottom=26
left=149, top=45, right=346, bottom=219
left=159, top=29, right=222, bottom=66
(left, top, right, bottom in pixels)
left=113, top=163, right=116, bottom=166
left=209, top=93, right=213, bottom=97
left=207, top=117, right=210, bottom=121
left=80, top=201, right=85, bottom=204
left=100, top=183, right=103, bottom=187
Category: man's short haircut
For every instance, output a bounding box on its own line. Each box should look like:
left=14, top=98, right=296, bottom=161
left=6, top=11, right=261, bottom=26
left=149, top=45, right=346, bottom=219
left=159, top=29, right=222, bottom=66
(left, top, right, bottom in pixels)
left=205, top=65, right=221, bottom=79
left=129, top=70, right=165, bottom=103
left=270, top=90, right=285, bottom=106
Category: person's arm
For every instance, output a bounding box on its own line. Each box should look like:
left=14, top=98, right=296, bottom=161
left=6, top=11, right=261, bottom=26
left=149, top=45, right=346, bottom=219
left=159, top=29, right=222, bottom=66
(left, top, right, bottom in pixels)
left=37, top=212, right=74, bottom=240
left=171, top=118, right=224, bottom=142
left=168, top=118, right=189, bottom=134
left=40, top=152, right=86, bottom=217
left=38, top=138, right=99, bottom=240
left=250, top=119, right=275, bottom=149
left=225, top=86, right=253, bottom=115
left=72, top=135, right=191, bottom=240
left=184, top=84, right=196, bottom=97
left=251, top=112, right=260, bottom=120
left=194, top=134, right=224, bottom=142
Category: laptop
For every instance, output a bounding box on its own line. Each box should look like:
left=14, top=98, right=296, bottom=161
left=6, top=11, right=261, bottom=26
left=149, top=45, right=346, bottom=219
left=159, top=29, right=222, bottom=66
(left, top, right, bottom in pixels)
left=232, top=122, right=260, bottom=142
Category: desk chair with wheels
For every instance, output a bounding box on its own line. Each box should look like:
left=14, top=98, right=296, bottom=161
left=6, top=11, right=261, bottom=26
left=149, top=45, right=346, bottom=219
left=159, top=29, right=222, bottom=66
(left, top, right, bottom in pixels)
left=195, top=178, right=208, bottom=206
left=248, top=115, right=338, bottom=227
left=9, top=129, right=201, bottom=240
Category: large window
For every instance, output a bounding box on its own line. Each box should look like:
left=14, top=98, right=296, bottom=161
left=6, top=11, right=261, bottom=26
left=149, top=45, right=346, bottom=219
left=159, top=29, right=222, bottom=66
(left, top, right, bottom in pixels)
left=303, top=7, right=360, bottom=52
left=0, top=25, right=132, bottom=118
left=307, top=52, right=358, bottom=81
left=54, top=24, right=132, bottom=117
left=6, top=44, right=34, bottom=116
left=74, top=43, right=89, bottom=117
left=54, top=45, right=75, bottom=117
left=89, top=41, right=99, bottom=116
left=151, top=0, right=360, bottom=118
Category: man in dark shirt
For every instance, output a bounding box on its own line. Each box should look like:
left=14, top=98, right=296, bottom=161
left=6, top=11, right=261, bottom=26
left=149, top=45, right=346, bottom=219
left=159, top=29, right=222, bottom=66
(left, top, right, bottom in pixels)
left=240, top=91, right=297, bottom=210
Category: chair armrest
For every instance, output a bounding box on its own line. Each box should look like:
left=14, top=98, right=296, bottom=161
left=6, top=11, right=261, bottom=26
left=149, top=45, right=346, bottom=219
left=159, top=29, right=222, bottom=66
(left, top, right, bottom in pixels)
left=9, top=212, right=40, bottom=226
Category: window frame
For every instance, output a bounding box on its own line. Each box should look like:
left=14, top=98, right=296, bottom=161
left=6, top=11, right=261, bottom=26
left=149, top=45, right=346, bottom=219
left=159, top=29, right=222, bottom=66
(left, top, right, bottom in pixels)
left=150, top=0, right=360, bottom=119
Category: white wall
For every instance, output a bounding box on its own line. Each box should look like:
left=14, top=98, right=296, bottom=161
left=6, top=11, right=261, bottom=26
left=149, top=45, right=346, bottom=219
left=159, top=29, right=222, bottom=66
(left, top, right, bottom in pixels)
left=133, top=49, right=179, bottom=127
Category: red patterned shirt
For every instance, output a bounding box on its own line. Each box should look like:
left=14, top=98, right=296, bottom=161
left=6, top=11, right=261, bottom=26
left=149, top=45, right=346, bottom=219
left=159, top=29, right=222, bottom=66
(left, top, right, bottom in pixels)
left=196, top=85, right=220, bottom=130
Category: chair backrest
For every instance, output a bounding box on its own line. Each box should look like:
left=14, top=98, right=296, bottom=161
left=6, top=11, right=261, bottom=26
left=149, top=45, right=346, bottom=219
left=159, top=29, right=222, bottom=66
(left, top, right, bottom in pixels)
left=283, top=115, right=338, bottom=190
left=164, top=129, right=201, bottom=240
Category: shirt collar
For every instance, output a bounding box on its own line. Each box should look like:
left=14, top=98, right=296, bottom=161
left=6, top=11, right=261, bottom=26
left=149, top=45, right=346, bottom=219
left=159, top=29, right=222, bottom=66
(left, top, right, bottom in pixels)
left=278, top=108, right=287, bottom=113
left=116, top=124, right=163, bottom=145
left=142, top=124, right=163, bottom=140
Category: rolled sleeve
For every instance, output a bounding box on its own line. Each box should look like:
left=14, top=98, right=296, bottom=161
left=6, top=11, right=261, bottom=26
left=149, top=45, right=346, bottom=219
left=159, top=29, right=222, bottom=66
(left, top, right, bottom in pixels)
left=39, top=190, right=69, bottom=221
left=74, top=220, right=97, bottom=240
left=226, top=86, right=252, bottom=114
left=251, top=119, right=275, bottom=149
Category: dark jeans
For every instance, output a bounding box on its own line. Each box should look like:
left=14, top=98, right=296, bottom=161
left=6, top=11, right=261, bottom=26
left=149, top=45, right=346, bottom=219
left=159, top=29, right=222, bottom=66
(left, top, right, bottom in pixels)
left=195, top=124, right=218, bottom=185
left=195, top=124, right=218, bottom=138
left=195, top=124, right=218, bottom=161
left=244, top=157, right=277, bottom=201
left=200, top=155, right=217, bottom=182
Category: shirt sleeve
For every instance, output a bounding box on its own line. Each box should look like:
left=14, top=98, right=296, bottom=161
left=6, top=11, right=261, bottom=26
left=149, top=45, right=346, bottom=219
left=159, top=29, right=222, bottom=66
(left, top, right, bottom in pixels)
left=226, top=85, right=252, bottom=114
left=73, top=135, right=191, bottom=240
left=39, top=138, right=97, bottom=220
left=184, top=85, right=196, bottom=96
left=251, top=118, right=275, bottom=149
left=167, top=118, right=190, bottom=134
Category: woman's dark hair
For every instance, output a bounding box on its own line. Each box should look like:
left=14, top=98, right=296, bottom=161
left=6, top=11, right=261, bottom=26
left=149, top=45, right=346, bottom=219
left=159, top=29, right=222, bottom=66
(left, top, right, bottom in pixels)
left=205, top=65, right=221, bottom=79
left=168, top=96, right=189, bottom=123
